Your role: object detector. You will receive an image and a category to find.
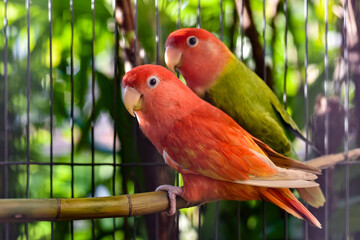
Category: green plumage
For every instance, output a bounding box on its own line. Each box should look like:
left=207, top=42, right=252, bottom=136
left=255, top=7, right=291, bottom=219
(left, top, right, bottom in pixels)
left=207, top=53, right=325, bottom=208
left=207, top=55, right=300, bottom=156
left=165, top=27, right=325, bottom=208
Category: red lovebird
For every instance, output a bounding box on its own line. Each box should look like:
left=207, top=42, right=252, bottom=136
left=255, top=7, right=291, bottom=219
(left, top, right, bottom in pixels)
left=122, top=64, right=322, bottom=228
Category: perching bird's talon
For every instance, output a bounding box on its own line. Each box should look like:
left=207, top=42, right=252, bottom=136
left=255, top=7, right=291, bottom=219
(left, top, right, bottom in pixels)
left=156, top=185, right=184, bottom=216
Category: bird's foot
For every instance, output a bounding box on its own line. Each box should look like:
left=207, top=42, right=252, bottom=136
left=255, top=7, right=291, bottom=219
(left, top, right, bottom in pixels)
left=156, top=185, right=184, bottom=216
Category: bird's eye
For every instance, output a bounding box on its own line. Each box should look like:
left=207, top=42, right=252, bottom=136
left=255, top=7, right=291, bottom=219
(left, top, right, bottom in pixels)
left=187, top=36, right=198, bottom=47
left=147, top=76, right=160, bottom=89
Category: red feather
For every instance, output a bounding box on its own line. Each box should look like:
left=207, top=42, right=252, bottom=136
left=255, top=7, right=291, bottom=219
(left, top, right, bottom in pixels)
left=182, top=174, right=321, bottom=228
left=122, top=65, right=322, bottom=228
left=161, top=103, right=278, bottom=181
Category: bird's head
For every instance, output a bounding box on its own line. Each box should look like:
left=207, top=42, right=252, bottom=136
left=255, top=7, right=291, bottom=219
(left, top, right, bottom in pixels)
left=165, top=28, right=232, bottom=96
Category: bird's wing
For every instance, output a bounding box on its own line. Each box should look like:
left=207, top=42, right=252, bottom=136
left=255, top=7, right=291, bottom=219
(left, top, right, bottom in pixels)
left=161, top=104, right=319, bottom=188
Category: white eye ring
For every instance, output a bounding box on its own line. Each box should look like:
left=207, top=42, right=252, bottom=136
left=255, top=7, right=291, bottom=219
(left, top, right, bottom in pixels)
left=187, top=36, right=198, bottom=47
left=147, top=76, right=160, bottom=89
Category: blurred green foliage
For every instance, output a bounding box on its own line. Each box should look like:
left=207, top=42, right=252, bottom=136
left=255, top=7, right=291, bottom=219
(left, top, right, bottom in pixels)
left=0, top=0, right=358, bottom=239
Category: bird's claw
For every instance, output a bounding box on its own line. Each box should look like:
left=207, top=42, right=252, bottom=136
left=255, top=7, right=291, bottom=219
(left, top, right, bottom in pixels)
left=156, top=185, right=184, bottom=216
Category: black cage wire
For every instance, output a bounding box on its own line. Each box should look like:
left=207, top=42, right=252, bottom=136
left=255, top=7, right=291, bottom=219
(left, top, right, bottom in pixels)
left=1, top=0, right=360, bottom=239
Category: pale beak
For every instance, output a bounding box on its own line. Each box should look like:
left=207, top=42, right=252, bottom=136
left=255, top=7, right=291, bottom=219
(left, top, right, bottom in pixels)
left=165, top=46, right=182, bottom=73
left=123, top=86, right=142, bottom=117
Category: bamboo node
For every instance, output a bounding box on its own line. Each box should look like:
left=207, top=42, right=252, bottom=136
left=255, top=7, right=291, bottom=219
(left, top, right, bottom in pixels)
left=13, top=213, right=24, bottom=219
left=54, top=198, right=61, bottom=221
left=126, top=194, right=133, bottom=217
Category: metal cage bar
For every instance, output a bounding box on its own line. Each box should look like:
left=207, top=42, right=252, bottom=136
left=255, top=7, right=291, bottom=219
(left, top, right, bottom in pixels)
left=304, top=0, right=309, bottom=238
left=0, top=0, right=359, bottom=239
left=113, top=0, right=119, bottom=238
left=343, top=0, right=350, bottom=239
left=324, top=0, right=329, bottom=239
left=239, top=0, right=244, bottom=62
left=215, top=201, right=220, bottom=240
left=3, top=0, right=9, bottom=239
left=176, top=2, right=182, bottom=237
left=48, top=0, right=54, bottom=238
left=262, top=0, right=266, bottom=83
left=220, top=0, right=223, bottom=42
left=155, top=1, right=160, bottom=239
left=25, top=0, right=31, bottom=238
left=91, top=0, right=96, bottom=237
left=283, top=0, right=289, bottom=238
left=238, top=4, right=245, bottom=239
left=70, top=0, right=75, bottom=238
left=283, top=0, right=288, bottom=110
left=133, top=1, right=139, bottom=239
left=0, top=161, right=167, bottom=167
left=156, top=0, right=160, bottom=65
left=197, top=0, right=201, bottom=29
left=198, top=205, right=203, bottom=239
left=196, top=2, right=202, bottom=239
left=262, top=2, right=267, bottom=239
left=214, top=2, right=225, bottom=238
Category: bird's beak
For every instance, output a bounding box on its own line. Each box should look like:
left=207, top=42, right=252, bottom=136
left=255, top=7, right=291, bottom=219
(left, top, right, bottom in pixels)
left=123, top=86, right=142, bottom=117
left=165, top=46, right=182, bottom=73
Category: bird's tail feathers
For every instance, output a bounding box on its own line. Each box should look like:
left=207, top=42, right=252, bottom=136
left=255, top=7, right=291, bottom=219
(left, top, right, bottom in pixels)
left=297, top=186, right=325, bottom=208
left=260, top=188, right=322, bottom=229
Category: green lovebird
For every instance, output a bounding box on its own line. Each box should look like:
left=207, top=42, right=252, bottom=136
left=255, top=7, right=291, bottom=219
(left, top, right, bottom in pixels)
left=164, top=28, right=324, bottom=208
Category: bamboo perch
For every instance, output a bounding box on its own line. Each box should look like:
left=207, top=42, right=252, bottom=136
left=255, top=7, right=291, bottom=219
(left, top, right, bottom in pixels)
left=306, top=148, right=360, bottom=169
left=0, top=191, right=193, bottom=223
left=0, top=148, right=359, bottom=223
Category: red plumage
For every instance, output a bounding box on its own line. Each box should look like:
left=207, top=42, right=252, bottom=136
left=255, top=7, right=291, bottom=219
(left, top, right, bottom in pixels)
left=122, top=64, right=322, bottom=228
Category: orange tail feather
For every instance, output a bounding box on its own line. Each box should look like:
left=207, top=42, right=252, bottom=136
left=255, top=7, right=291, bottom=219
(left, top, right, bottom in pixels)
left=260, top=188, right=322, bottom=229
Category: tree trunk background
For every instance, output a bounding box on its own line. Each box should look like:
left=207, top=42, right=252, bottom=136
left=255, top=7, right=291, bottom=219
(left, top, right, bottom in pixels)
left=116, top=1, right=176, bottom=239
